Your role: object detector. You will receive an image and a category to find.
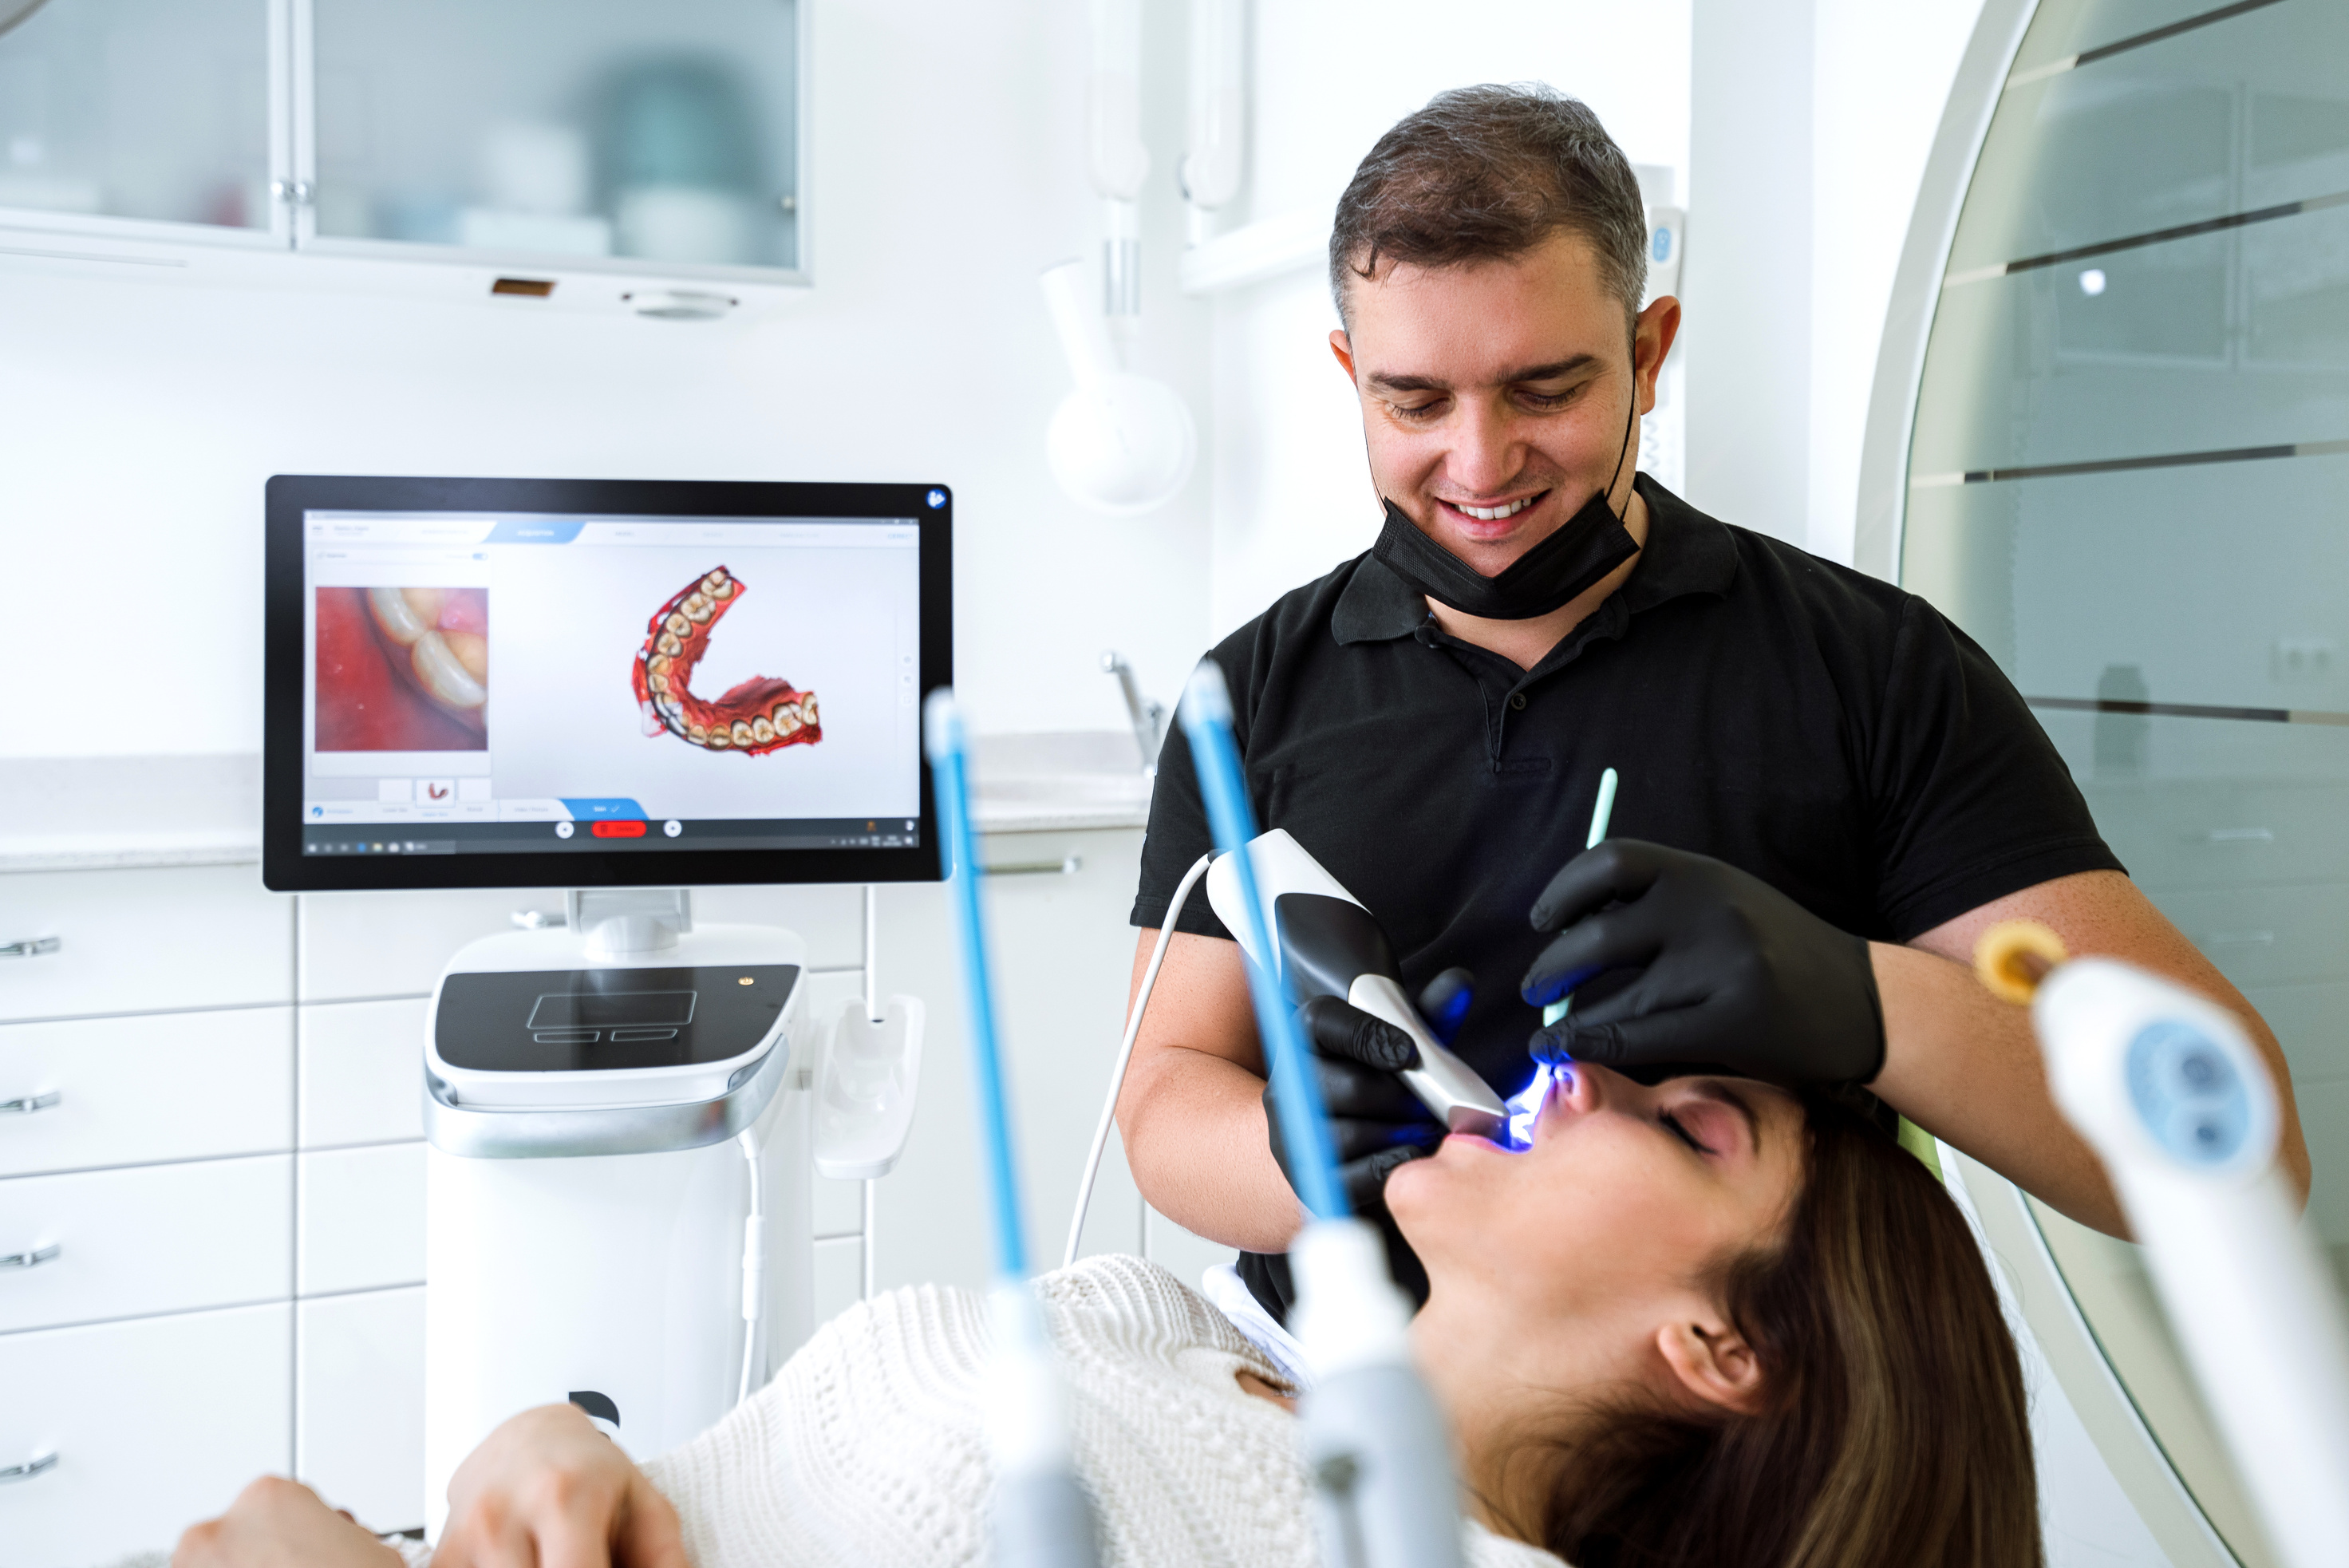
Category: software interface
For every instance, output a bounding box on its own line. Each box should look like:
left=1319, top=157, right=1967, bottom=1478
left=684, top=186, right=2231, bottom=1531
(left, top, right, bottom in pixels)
left=300, top=510, right=922, bottom=857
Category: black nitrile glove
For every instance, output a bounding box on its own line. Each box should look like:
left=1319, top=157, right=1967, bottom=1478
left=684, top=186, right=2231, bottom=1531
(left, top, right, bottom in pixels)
left=1520, top=841, right=1884, bottom=1087
left=1264, top=967, right=1475, bottom=1215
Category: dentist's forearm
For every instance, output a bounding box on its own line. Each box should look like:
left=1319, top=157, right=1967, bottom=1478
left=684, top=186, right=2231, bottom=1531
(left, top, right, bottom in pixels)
left=1119, top=1046, right=1304, bottom=1252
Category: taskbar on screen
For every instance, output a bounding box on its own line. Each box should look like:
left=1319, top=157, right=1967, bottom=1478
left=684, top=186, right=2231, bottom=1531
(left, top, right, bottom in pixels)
left=301, top=816, right=921, bottom=857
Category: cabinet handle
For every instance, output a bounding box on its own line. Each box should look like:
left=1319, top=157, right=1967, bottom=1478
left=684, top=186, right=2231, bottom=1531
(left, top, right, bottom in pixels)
left=0, top=1450, right=57, bottom=1483
left=982, top=854, right=1082, bottom=878
left=0, top=1091, right=59, bottom=1115
left=0, top=935, right=59, bottom=958
left=1, top=1242, right=60, bottom=1270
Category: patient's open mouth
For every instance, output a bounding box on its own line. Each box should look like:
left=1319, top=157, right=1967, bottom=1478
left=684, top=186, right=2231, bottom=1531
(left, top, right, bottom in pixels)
left=630, top=567, right=822, bottom=756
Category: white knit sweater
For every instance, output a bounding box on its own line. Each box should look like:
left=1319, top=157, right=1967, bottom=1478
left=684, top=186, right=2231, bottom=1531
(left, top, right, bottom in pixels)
left=646, top=1254, right=1565, bottom=1568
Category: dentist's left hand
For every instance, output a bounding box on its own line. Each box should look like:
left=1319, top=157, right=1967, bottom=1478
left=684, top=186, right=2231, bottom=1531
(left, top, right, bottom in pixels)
left=434, top=1403, right=687, bottom=1568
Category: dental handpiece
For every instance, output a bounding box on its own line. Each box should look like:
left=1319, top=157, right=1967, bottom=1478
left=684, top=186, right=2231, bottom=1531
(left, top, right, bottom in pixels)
left=1207, top=829, right=1508, bottom=1140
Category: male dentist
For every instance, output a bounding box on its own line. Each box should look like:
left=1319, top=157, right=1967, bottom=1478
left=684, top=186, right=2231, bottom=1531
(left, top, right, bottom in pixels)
left=1117, top=84, right=2308, bottom=1321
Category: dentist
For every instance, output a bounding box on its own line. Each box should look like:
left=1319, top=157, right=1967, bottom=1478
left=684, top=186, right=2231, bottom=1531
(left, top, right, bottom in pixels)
left=1115, top=83, right=2308, bottom=1324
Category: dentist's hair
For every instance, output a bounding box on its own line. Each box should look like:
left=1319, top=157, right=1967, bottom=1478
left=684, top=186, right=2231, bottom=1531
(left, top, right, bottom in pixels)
left=1329, top=84, right=1651, bottom=333
left=1494, top=1092, right=2042, bottom=1568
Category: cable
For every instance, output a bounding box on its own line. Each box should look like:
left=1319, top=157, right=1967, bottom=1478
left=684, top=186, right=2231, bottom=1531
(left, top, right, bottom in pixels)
left=736, top=1126, right=765, bottom=1407
left=1064, top=851, right=1213, bottom=1269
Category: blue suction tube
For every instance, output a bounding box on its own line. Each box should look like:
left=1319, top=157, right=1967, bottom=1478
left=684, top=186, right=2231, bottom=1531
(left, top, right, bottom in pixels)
left=1178, top=663, right=1349, bottom=1222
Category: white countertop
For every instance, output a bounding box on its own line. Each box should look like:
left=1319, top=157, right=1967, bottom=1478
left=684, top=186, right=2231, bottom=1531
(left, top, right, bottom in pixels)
left=0, top=734, right=1155, bottom=875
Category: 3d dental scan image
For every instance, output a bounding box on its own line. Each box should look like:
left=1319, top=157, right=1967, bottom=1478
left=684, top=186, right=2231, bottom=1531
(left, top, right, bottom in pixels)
left=9, top=2, right=2349, bottom=1566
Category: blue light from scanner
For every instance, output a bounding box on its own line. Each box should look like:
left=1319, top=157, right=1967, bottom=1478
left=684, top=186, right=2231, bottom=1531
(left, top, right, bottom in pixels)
left=1505, top=1058, right=1573, bottom=1150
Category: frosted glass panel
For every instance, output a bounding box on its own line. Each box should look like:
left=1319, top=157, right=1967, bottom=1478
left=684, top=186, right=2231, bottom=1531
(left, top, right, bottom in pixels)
left=1902, top=2, right=2349, bottom=1558
left=0, top=0, right=270, bottom=229
left=311, top=0, right=798, bottom=271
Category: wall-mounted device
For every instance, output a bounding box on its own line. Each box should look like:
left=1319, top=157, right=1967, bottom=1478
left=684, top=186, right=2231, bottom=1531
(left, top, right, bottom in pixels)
left=263, top=476, right=947, bottom=1534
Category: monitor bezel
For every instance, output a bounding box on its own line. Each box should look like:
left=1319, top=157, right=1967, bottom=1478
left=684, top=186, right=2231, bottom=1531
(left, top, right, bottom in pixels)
left=263, top=474, right=949, bottom=892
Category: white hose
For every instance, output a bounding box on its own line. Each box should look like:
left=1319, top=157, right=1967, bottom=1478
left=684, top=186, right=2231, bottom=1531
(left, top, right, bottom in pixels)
left=1064, top=852, right=1214, bottom=1269
left=736, top=1127, right=766, bottom=1407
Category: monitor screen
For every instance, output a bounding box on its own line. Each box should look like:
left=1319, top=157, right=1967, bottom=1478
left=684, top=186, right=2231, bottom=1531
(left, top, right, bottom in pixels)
left=263, top=476, right=949, bottom=891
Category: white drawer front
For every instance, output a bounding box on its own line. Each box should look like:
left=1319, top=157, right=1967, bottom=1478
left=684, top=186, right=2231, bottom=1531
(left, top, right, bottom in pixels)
left=0, top=1300, right=292, bottom=1568
left=0, top=865, right=292, bottom=1022
left=298, top=887, right=566, bottom=1003
left=299, top=884, right=865, bottom=1003
left=298, top=1286, right=424, bottom=1534
left=0, top=1155, right=292, bottom=1333
left=298, top=1143, right=425, bottom=1296
left=301, top=999, right=426, bottom=1148
left=0, top=1008, right=293, bottom=1178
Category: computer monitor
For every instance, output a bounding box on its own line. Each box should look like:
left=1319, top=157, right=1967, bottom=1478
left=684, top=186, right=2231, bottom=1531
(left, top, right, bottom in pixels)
left=262, top=475, right=949, bottom=891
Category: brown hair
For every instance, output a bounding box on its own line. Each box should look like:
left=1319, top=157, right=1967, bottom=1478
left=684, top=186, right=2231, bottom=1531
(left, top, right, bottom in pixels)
left=1328, top=84, right=1651, bottom=331
left=1485, top=1092, right=2041, bottom=1568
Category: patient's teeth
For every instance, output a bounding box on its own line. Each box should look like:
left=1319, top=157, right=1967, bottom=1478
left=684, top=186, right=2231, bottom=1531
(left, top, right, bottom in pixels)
left=648, top=672, right=669, bottom=694
left=368, top=587, right=429, bottom=646
left=648, top=654, right=670, bottom=677
left=772, top=703, right=801, bottom=734
left=688, top=722, right=709, bottom=742
left=665, top=612, right=692, bottom=638
left=728, top=720, right=753, bottom=745
left=711, top=579, right=736, bottom=599
left=656, top=632, right=682, bottom=658
left=684, top=594, right=713, bottom=623
left=707, top=729, right=732, bottom=748
left=751, top=717, right=776, bottom=744
left=800, top=694, right=819, bottom=727
left=412, top=631, right=487, bottom=709
left=703, top=570, right=728, bottom=592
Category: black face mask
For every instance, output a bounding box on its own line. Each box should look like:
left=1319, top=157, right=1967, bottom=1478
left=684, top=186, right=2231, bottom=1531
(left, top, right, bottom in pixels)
left=1369, top=390, right=1640, bottom=622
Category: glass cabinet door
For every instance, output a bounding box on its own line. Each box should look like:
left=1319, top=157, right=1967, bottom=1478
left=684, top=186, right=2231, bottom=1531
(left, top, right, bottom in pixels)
left=305, top=0, right=799, bottom=275
left=0, top=0, right=274, bottom=236
left=1901, top=2, right=2349, bottom=1563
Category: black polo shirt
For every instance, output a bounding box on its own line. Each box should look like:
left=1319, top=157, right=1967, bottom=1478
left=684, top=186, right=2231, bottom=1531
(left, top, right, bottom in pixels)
left=1132, top=477, right=2121, bottom=1305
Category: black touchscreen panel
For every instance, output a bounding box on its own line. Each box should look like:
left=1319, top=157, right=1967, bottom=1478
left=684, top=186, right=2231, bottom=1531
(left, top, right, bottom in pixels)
left=436, top=964, right=799, bottom=1072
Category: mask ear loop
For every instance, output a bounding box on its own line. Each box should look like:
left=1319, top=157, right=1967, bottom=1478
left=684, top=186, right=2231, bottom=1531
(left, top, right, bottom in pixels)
left=1599, top=338, right=1641, bottom=525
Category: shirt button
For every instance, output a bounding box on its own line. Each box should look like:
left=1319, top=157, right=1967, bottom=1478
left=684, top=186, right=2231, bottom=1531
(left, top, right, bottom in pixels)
left=1508, top=692, right=1528, bottom=711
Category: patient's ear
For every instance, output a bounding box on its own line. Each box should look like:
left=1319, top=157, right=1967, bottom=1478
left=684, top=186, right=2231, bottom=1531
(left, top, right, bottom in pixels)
left=1654, top=1315, right=1767, bottom=1416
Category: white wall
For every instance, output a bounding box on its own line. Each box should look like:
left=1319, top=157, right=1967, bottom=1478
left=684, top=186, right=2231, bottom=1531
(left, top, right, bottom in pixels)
left=0, top=0, right=1215, bottom=760
left=1204, top=0, right=1692, bottom=638
left=1684, top=0, right=1984, bottom=565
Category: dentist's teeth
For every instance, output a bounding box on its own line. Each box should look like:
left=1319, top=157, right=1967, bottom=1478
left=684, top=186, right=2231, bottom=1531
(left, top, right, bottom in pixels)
left=1459, top=496, right=1533, bottom=521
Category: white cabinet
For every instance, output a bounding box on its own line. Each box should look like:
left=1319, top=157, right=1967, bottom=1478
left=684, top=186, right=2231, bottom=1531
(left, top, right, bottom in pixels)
left=0, top=1154, right=292, bottom=1333
left=300, top=998, right=428, bottom=1148
left=0, top=865, right=291, bottom=1021
left=298, top=1143, right=428, bottom=1297
left=870, top=827, right=1155, bottom=1295
left=297, top=1286, right=426, bottom=1535
left=0, top=1301, right=293, bottom=1568
left=0, top=1007, right=293, bottom=1177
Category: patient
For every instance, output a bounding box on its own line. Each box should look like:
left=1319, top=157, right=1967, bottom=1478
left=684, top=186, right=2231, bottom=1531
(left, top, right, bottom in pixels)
left=174, top=1064, right=2038, bottom=1568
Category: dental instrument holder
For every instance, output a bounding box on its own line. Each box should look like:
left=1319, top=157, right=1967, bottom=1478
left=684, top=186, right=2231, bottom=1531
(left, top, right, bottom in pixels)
left=1180, top=666, right=1467, bottom=1568
left=924, top=693, right=1103, bottom=1568
left=2031, top=959, right=2349, bottom=1568
left=1206, top=830, right=1507, bottom=1141
left=420, top=887, right=923, bottom=1539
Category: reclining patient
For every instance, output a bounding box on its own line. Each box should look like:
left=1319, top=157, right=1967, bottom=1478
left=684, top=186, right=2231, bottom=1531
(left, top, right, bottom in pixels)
left=176, top=1063, right=2039, bottom=1568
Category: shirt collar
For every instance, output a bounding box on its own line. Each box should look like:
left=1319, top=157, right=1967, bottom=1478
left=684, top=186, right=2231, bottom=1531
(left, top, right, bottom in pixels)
left=1330, top=475, right=1739, bottom=646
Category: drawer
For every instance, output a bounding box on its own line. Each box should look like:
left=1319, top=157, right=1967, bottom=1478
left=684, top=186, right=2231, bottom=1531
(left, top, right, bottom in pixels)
left=0, top=1007, right=293, bottom=1178
left=0, top=1155, right=291, bottom=1333
left=2082, top=780, right=2349, bottom=891
left=298, top=1143, right=425, bottom=1296
left=0, top=1300, right=292, bottom=1568
left=298, top=887, right=566, bottom=1002
left=0, top=865, right=292, bottom=1022
left=300, top=999, right=426, bottom=1148
left=298, top=884, right=865, bottom=1002
left=2147, top=881, right=2349, bottom=990
left=298, top=1286, right=424, bottom=1534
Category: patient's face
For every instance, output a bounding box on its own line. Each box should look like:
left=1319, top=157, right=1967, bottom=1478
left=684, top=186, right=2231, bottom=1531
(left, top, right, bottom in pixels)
left=1387, top=1063, right=1806, bottom=1333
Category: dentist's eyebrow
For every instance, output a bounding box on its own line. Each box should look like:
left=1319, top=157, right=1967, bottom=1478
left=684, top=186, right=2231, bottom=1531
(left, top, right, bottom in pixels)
left=1364, top=353, right=1600, bottom=397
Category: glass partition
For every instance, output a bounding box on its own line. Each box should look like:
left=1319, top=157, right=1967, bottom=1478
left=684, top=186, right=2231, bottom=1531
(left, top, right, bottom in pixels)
left=309, top=0, right=799, bottom=272
left=1901, top=2, right=2349, bottom=1562
left=0, top=0, right=272, bottom=231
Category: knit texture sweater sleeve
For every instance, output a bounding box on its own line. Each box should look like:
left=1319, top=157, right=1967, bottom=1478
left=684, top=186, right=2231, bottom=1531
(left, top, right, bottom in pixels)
left=644, top=1253, right=1561, bottom=1568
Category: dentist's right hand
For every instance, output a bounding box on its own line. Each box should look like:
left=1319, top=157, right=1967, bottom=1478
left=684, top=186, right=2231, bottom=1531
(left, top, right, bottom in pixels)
left=1261, top=967, right=1475, bottom=1215
left=433, top=1403, right=686, bottom=1568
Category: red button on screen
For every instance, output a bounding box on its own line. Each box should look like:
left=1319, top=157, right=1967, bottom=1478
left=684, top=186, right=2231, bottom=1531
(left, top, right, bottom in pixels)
left=590, top=820, right=648, bottom=838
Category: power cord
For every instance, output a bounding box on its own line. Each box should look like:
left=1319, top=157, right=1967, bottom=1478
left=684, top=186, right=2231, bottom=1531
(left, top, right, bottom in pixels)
left=1063, top=852, right=1214, bottom=1268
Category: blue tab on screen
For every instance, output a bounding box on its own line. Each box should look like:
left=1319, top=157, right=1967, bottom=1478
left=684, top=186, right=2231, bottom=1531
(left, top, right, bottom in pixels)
left=486, top=519, right=584, bottom=543
left=560, top=798, right=647, bottom=820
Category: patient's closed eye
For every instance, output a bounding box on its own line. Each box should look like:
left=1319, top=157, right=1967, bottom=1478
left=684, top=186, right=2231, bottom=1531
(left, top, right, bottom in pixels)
left=1659, top=1108, right=1710, bottom=1154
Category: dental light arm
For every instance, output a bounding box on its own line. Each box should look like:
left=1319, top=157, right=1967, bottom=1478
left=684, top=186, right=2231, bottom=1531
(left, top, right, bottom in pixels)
left=1981, top=924, right=2349, bottom=1568
left=925, top=693, right=1102, bottom=1568
left=1182, top=665, right=1466, bottom=1568
left=1206, top=831, right=1507, bottom=1141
